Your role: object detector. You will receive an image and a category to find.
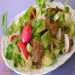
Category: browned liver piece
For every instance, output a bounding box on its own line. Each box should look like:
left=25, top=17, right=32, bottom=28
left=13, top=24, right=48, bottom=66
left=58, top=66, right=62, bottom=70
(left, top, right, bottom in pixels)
left=46, top=18, right=58, bottom=36
left=31, top=39, right=44, bottom=68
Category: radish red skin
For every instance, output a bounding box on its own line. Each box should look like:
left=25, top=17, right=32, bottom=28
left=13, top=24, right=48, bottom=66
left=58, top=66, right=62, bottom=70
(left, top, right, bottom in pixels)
left=17, top=41, right=29, bottom=59
left=21, top=25, right=32, bottom=43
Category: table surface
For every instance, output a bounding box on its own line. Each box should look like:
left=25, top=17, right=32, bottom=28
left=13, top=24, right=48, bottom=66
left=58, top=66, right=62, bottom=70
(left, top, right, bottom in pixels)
left=0, top=0, right=75, bottom=75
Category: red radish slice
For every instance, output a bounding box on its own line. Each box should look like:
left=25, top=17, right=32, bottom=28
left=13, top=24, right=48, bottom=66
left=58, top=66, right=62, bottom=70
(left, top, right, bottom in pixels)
left=17, top=41, right=29, bottom=59
left=21, top=24, right=32, bottom=43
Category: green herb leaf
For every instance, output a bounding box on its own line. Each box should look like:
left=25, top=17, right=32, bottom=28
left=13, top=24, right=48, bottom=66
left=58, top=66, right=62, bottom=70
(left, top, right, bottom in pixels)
left=2, top=11, right=8, bottom=35
left=23, top=11, right=29, bottom=22
left=36, top=20, right=46, bottom=33
left=32, top=19, right=43, bottom=39
left=5, top=44, right=13, bottom=60
left=32, top=19, right=42, bottom=33
left=59, top=12, right=65, bottom=27
left=5, top=37, right=21, bottom=60
left=41, top=31, right=52, bottom=49
left=36, top=0, right=45, bottom=14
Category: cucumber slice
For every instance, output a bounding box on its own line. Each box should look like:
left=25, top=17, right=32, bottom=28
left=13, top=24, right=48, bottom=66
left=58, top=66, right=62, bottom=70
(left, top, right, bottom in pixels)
left=41, top=31, right=51, bottom=48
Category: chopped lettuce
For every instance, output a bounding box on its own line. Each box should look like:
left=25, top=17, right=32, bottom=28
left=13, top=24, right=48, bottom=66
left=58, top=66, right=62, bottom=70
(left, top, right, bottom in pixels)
left=6, top=21, right=17, bottom=35
left=36, top=20, right=46, bottom=33
left=5, top=37, right=25, bottom=67
left=7, top=21, right=19, bottom=35
left=36, top=0, right=45, bottom=14
left=22, top=11, right=29, bottom=22
left=59, top=12, right=65, bottom=27
left=32, top=19, right=43, bottom=39
left=13, top=53, right=21, bottom=67
left=13, top=53, right=24, bottom=67
left=26, top=43, right=32, bottom=53
left=53, top=48, right=60, bottom=56
left=42, top=52, right=55, bottom=66
left=32, top=19, right=42, bottom=29
left=32, top=19, right=46, bottom=34
left=5, top=44, right=13, bottom=60
left=41, top=31, right=51, bottom=49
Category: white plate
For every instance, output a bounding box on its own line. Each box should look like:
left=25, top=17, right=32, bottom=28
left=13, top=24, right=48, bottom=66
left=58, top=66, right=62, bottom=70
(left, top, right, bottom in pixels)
left=1, top=2, right=75, bottom=75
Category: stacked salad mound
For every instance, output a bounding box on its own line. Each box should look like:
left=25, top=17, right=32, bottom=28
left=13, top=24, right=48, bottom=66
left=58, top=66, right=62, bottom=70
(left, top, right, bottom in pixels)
left=2, top=0, right=75, bottom=70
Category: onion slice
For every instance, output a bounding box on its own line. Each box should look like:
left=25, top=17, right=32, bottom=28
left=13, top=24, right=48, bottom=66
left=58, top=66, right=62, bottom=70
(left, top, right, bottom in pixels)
left=56, top=28, right=61, bottom=40
left=64, top=34, right=69, bottom=52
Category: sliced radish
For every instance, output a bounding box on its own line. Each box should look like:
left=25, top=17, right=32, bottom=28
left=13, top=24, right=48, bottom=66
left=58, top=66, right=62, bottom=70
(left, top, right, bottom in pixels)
left=21, top=24, right=32, bottom=43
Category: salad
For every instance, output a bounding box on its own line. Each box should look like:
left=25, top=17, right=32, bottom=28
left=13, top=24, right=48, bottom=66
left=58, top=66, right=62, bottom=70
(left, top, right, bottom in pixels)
left=2, top=0, right=75, bottom=70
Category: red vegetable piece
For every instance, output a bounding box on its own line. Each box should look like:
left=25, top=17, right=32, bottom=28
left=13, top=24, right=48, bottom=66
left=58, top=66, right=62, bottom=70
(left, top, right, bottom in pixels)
left=21, top=24, right=32, bottom=43
left=17, top=41, right=29, bottom=59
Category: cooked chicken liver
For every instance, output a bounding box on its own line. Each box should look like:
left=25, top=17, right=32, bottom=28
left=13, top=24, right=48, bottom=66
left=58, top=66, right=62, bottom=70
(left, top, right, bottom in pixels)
left=47, top=7, right=63, bottom=14
left=46, top=18, right=58, bottom=36
left=31, top=39, right=44, bottom=68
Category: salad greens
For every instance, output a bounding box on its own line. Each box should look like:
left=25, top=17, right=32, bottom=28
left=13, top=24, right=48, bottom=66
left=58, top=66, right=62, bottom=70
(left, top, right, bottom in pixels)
left=36, top=0, right=46, bottom=14
left=41, top=31, right=51, bottom=49
left=42, top=52, right=54, bottom=66
left=26, top=43, right=32, bottom=53
left=2, top=7, right=35, bottom=36
left=32, top=19, right=46, bottom=33
left=2, top=0, right=75, bottom=70
left=6, top=44, right=13, bottom=60
left=5, top=37, right=25, bottom=67
left=59, top=12, right=65, bottom=26
left=42, top=50, right=56, bottom=66
left=36, top=20, right=46, bottom=33
left=7, top=21, right=18, bottom=35
left=32, top=19, right=42, bottom=39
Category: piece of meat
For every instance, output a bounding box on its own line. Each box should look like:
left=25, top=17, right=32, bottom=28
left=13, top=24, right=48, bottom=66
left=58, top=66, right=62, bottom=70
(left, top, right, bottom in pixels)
left=46, top=18, right=58, bottom=36
left=31, top=39, right=44, bottom=68
left=29, top=7, right=36, bottom=20
left=47, top=7, right=63, bottom=14
left=8, top=33, right=18, bottom=42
